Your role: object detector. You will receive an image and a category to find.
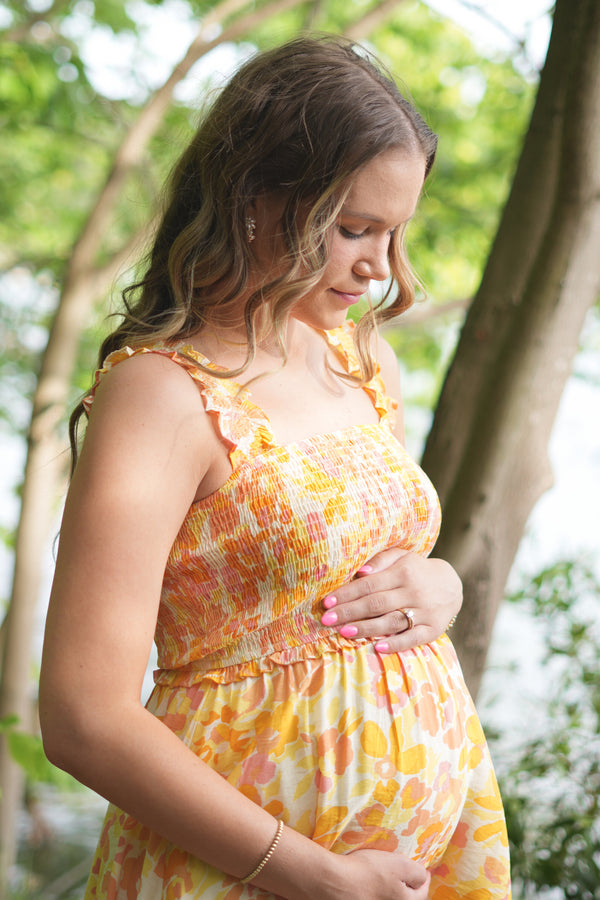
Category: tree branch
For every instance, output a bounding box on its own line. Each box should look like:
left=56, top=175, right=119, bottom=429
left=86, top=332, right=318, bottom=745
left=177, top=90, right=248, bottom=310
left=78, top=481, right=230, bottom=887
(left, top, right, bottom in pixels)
left=91, top=215, right=160, bottom=298
left=397, top=297, right=470, bottom=326
left=68, top=0, right=306, bottom=281
left=343, top=0, right=408, bottom=40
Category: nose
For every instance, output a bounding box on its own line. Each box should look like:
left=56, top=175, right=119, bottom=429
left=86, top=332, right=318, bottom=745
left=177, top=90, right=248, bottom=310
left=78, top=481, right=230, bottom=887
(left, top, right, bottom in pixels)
left=353, top=238, right=391, bottom=282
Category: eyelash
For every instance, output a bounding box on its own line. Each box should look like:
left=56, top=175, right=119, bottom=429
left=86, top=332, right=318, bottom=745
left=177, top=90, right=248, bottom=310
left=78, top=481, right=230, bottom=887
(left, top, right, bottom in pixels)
left=339, top=226, right=364, bottom=240
left=338, top=226, right=398, bottom=240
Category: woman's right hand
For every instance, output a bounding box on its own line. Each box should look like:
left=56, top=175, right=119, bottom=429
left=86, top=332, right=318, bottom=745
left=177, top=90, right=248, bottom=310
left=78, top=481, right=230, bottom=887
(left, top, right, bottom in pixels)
left=283, top=847, right=430, bottom=900
left=339, top=850, right=430, bottom=899
left=255, top=827, right=430, bottom=900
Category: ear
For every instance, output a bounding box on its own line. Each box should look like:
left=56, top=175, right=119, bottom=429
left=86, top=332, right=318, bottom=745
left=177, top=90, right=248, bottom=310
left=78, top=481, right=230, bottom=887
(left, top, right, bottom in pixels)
left=252, top=193, right=288, bottom=239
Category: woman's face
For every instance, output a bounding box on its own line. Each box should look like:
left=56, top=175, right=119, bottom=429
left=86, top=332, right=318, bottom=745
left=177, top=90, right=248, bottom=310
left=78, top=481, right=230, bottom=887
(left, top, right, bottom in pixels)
left=252, top=147, right=426, bottom=332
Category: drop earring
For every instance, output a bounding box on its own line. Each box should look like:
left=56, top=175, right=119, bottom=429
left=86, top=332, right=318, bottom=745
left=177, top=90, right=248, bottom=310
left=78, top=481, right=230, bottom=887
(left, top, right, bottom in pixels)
left=245, top=216, right=256, bottom=242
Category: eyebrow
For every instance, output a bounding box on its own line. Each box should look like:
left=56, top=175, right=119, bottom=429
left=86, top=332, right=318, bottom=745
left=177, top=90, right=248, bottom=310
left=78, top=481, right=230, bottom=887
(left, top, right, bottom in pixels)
left=341, top=208, right=414, bottom=224
left=341, top=208, right=386, bottom=223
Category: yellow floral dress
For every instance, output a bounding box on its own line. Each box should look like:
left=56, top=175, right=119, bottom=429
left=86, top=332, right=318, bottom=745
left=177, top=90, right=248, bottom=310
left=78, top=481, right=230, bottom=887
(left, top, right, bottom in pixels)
left=83, top=324, right=510, bottom=900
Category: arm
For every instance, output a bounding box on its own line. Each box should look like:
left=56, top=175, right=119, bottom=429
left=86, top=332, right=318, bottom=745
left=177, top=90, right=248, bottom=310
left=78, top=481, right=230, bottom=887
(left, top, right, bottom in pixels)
left=39, top=353, right=429, bottom=900
left=320, top=334, right=462, bottom=652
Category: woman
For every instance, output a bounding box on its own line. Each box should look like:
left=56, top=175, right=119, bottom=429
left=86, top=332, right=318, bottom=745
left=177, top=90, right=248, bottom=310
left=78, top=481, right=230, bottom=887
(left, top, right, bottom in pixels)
left=39, top=36, right=510, bottom=899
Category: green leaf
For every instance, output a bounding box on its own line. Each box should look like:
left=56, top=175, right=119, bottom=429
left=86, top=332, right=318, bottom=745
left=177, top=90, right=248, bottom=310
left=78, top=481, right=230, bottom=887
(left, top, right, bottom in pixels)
left=7, top=730, right=77, bottom=789
left=0, top=714, right=19, bottom=732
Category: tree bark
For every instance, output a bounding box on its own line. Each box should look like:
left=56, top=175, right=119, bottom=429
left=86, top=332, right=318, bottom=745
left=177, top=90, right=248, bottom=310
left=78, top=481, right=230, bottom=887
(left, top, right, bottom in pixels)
left=421, top=0, right=600, bottom=697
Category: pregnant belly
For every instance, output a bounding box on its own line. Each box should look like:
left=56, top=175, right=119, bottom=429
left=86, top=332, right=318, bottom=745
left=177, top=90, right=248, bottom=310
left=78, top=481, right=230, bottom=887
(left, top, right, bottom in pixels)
left=148, top=637, right=483, bottom=869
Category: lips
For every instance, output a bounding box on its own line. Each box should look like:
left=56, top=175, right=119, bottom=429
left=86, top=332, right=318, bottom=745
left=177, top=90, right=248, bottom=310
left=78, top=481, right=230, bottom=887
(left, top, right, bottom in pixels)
left=330, top=288, right=365, bottom=306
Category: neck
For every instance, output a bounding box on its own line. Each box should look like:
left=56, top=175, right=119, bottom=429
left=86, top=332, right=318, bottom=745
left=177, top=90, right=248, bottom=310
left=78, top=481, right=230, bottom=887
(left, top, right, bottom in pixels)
left=192, top=315, right=325, bottom=373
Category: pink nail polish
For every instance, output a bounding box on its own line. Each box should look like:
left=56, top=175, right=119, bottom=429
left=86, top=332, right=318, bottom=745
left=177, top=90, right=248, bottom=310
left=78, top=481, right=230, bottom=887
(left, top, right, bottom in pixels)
left=323, top=595, right=337, bottom=609
left=375, top=641, right=390, bottom=653
left=357, top=565, right=373, bottom=574
left=321, top=610, right=338, bottom=626
left=339, top=625, right=358, bottom=638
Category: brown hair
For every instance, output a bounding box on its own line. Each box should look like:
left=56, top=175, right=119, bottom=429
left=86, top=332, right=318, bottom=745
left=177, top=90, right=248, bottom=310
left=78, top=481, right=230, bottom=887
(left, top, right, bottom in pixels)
left=70, top=34, right=437, bottom=467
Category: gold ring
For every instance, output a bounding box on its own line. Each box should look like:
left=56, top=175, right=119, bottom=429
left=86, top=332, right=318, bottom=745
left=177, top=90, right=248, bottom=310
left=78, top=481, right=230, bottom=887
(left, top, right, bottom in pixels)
left=400, top=608, right=415, bottom=631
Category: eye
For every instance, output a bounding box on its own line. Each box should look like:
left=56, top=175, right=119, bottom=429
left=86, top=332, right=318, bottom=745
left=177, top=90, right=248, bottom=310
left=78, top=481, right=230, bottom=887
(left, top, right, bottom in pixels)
left=339, top=226, right=365, bottom=240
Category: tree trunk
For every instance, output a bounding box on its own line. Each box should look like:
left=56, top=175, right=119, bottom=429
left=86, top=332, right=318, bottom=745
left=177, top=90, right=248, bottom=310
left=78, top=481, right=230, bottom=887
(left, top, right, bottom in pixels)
left=0, top=420, right=65, bottom=879
left=421, top=0, right=600, bottom=698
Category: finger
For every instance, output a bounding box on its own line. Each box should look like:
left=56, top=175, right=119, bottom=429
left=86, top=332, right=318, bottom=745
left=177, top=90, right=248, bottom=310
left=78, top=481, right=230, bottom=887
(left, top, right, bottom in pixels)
left=321, top=587, right=408, bottom=628
left=324, top=566, right=410, bottom=612
left=397, top=860, right=430, bottom=891
left=355, top=546, right=412, bottom=577
left=374, top=626, right=436, bottom=654
left=327, top=551, right=415, bottom=609
left=406, top=871, right=431, bottom=899
left=328, top=608, right=418, bottom=640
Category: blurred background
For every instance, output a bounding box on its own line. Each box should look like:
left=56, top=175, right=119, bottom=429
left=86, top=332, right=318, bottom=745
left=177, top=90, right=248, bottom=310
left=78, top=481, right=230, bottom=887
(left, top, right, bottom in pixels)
left=1, top=0, right=599, bottom=897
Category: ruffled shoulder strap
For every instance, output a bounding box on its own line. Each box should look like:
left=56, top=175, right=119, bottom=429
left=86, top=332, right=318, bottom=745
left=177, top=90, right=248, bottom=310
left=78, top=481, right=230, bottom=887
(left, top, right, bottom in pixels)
left=324, top=321, right=398, bottom=429
left=82, top=343, right=275, bottom=470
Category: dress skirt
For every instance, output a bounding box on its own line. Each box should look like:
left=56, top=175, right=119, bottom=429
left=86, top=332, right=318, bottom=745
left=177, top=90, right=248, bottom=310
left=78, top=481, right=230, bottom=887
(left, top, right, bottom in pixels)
left=84, top=637, right=510, bottom=900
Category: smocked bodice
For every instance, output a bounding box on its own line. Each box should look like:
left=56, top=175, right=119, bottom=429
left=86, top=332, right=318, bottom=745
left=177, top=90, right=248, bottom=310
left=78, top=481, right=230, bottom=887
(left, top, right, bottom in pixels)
left=84, top=324, right=441, bottom=686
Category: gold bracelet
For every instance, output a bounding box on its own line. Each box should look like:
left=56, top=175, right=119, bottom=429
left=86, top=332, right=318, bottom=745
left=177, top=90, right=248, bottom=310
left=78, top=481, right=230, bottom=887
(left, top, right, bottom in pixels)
left=240, top=819, right=284, bottom=884
left=446, top=615, right=458, bottom=630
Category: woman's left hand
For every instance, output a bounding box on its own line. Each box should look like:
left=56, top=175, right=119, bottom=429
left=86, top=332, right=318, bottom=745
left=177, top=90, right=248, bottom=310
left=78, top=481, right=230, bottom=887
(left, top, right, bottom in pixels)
left=320, top=547, right=462, bottom=653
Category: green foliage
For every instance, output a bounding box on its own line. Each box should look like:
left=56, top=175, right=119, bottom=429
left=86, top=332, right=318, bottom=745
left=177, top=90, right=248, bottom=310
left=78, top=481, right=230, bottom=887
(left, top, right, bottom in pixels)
left=0, top=0, right=535, bottom=412
left=372, top=4, right=535, bottom=303
left=0, top=715, right=79, bottom=790
left=8, top=731, right=76, bottom=789
left=494, top=560, right=600, bottom=899
left=0, top=270, right=57, bottom=434
left=0, top=41, right=123, bottom=272
left=0, top=713, right=19, bottom=732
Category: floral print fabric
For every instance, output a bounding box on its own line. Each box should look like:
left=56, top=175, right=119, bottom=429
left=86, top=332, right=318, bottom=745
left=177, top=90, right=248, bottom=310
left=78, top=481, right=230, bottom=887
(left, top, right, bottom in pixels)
left=83, top=324, right=510, bottom=899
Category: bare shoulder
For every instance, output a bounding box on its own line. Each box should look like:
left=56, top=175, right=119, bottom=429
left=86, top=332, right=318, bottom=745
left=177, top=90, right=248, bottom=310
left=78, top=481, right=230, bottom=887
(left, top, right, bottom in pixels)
left=90, top=351, right=205, bottom=425
left=78, top=351, right=217, bottom=505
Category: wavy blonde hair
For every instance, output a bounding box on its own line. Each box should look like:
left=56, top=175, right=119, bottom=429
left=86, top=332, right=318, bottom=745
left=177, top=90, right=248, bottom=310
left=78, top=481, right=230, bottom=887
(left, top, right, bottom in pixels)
left=70, top=35, right=437, bottom=466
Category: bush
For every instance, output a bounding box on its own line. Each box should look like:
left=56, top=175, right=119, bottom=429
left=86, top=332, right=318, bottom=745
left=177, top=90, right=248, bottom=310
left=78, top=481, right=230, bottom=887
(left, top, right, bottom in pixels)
left=491, top=560, right=600, bottom=899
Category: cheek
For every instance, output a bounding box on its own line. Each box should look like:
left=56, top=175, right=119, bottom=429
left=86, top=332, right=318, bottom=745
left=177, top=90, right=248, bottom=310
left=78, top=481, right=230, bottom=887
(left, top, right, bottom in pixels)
left=326, top=237, right=356, bottom=275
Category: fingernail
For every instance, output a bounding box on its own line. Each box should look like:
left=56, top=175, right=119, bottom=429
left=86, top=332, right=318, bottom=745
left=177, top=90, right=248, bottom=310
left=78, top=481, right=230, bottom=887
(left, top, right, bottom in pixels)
left=375, top=641, right=390, bottom=653
left=323, top=595, right=337, bottom=609
left=321, top=610, right=338, bottom=626
left=339, top=625, right=358, bottom=638
left=357, top=565, right=373, bottom=574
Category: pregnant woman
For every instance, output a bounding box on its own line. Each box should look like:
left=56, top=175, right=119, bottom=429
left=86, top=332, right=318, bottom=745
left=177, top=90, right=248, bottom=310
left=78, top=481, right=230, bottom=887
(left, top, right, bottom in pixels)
left=40, top=35, right=510, bottom=900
